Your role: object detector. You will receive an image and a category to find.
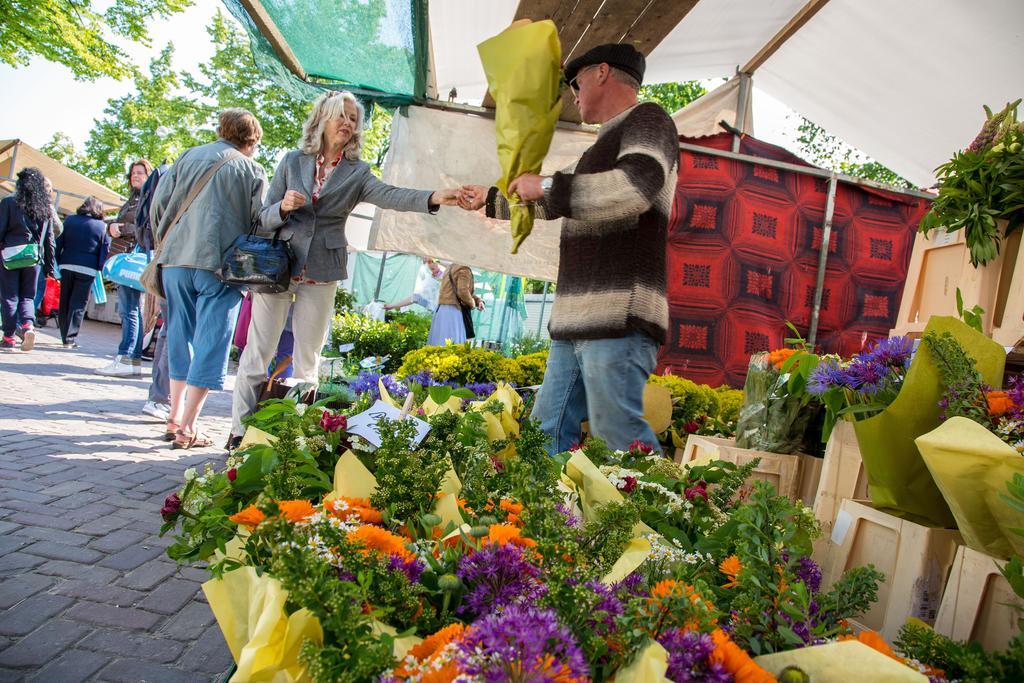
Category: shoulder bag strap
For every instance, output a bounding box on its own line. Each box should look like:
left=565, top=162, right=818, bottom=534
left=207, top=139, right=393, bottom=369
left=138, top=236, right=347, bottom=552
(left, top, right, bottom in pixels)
left=154, top=150, right=241, bottom=251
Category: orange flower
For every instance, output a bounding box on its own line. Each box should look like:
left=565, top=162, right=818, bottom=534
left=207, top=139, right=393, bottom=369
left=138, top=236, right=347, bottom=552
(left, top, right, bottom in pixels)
left=420, top=663, right=460, bottom=683
left=719, top=555, right=742, bottom=588
left=456, top=498, right=474, bottom=515
left=485, top=524, right=537, bottom=549
left=409, top=623, right=466, bottom=661
left=709, top=629, right=776, bottom=683
left=500, top=499, right=524, bottom=525
left=229, top=505, right=265, bottom=529
left=348, top=525, right=415, bottom=561
left=277, top=500, right=316, bottom=523
left=768, top=348, right=798, bottom=370
left=324, top=495, right=383, bottom=525
left=839, top=629, right=902, bottom=663
left=649, top=580, right=715, bottom=630
left=987, top=390, right=1015, bottom=417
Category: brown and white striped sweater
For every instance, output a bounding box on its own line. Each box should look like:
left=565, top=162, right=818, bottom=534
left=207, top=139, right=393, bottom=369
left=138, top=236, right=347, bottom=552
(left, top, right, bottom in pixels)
left=487, top=102, right=678, bottom=343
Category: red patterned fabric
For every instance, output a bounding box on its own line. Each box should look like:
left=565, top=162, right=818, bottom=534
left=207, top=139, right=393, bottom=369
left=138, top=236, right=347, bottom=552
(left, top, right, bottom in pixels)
left=658, top=133, right=930, bottom=387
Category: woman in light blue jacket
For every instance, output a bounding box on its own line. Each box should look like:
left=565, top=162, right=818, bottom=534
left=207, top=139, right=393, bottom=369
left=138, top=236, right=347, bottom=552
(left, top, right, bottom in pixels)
left=228, top=91, right=460, bottom=448
left=150, top=109, right=268, bottom=449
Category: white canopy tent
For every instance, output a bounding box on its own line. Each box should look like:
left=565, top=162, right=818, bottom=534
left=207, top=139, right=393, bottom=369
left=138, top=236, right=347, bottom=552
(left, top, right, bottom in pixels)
left=428, top=0, right=1024, bottom=188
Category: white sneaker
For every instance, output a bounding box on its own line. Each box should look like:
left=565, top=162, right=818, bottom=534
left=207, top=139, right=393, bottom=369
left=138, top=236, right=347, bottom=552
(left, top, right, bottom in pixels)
left=132, top=359, right=143, bottom=376
left=142, top=401, right=170, bottom=421
left=95, top=355, right=135, bottom=376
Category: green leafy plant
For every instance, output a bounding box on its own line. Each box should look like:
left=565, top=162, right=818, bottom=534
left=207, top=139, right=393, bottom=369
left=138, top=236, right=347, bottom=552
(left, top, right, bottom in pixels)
left=331, top=311, right=428, bottom=372
left=921, top=100, right=1024, bottom=266
left=956, top=287, right=987, bottom=333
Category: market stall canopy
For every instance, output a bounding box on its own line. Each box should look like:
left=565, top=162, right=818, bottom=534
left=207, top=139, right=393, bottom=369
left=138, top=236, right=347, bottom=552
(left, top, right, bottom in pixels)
left=0, top=139, right=124, bottom=216
left=229, top=0, right=1024, bottom=187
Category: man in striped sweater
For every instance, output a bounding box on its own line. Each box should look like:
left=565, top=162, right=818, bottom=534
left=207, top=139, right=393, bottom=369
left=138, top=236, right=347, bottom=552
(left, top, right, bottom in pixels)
left=459, top=43, right=679, bottom=455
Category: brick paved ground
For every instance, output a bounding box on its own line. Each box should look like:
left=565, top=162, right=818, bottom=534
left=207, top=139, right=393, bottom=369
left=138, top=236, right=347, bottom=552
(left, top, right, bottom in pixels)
left=0, top=319, right=235, bottom=682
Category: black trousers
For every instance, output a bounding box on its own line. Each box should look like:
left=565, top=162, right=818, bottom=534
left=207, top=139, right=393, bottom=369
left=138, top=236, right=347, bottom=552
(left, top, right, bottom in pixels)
left=58, top=271, right=94, bottom=343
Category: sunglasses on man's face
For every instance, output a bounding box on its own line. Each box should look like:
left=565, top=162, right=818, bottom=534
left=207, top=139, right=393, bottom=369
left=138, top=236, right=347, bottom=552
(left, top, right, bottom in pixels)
left=566, top=65, right=599, bottom=95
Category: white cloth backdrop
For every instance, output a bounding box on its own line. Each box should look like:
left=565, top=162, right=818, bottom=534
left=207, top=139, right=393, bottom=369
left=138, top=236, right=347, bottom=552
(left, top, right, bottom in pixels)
left=368, top=105, right=595, bottom=281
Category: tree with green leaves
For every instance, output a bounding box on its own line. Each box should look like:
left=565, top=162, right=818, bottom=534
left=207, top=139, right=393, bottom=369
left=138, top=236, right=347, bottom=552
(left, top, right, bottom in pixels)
left=82, top=45, right=211, bottom=191
left=639, top=81, right=707, bottom=114
left=796, top=118, right=913, bottom=188
left=182, top=10, right=310, bottom=170
left=40, top=133, right=88, bottom=171
left=0, top=0, right=191, bottom=81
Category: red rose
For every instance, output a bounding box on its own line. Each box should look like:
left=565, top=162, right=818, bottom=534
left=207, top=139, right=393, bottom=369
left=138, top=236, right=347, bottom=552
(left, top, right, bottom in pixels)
left=161, top=493, right=182, bottom=522
left=618, top=476, right=638, bottom=494
left=684, top=421, right=700, bottom=433
left=684, top=482, right=708, bottom=501
left=319, top=411, right=347, bottom=433
left=628, top=440, right=653, bottom=455
left=227, top=468, right=237, bottom=482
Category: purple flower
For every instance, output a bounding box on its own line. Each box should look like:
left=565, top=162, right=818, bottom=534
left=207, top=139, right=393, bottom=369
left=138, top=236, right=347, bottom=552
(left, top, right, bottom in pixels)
left=348, top=371, right=408, bottom=401
left=658, top=628, right=732, bottom=683
left=613, top=572, right=647, bottom=598
left=807, top=359, right=851, bottom=395
left=457, top=605, right=589, bottom=683
left=795, top=556, right=822, bottom=593
left=463, top=381, right=498, bottom=398
left=554, top=502, right=580, bottom=528
left=456, top=543, right=543, bottom=617
left=387, top=553, right=424, bottom=583
left=864, top=335, right=914, bottom=370
left=584, top=579, right=624, bottom=631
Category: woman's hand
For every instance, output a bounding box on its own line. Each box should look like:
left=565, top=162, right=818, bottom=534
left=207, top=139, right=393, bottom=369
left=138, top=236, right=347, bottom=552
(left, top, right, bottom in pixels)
left=280, top=190, right=307, bottom=217
left=108, top=223, right=121, bottom=238
left=474, top=296, right=486, bottom=312
left=430, top=188, right=460, bottom=206
left=458, top=185, right=488, bottom=211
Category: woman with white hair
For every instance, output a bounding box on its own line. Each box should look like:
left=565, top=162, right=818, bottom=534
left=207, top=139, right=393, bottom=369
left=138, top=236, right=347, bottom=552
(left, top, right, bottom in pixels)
left=228, top=90, right=460, bottom=450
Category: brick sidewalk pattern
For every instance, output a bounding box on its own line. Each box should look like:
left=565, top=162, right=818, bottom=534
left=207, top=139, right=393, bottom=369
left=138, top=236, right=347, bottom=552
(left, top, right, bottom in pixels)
left=1, top=319, right=235, bottom=682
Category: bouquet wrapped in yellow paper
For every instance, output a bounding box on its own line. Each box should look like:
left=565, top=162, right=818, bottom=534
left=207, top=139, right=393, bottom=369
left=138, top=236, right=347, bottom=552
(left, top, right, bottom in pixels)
left=851, top=317, right=1005, bottom=527
left=477, top=19, right=563, bottom=253
left=916, top=416, right=1024, bottom=558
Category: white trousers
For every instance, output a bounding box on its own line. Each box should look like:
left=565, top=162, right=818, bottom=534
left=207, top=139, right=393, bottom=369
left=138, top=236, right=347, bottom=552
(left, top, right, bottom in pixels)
left=230, top=281, right=338, bottom=435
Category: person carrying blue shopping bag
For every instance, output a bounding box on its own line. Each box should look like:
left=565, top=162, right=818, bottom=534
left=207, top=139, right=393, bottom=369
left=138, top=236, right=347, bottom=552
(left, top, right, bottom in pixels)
left=96, top=158, right=153, bottom=376
left=56, top=197, right=111, bottom=348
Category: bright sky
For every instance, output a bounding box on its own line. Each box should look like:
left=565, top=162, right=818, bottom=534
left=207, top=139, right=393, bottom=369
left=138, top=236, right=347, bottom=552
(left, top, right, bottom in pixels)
left=0, top=0, right=805, bottom=158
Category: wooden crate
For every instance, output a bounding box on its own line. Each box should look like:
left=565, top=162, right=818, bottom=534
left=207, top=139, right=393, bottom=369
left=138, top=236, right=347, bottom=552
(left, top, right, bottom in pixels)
left=934, top=545, right=1023, bottom=652
left=892, top=224, right=1020, bottom=339
left=677, top=435, right=805, bottom=502
left=824, top=499, right=962, bottom=642
left=992, top=227, right=1024, bottom=346
left=812, top=421, right=869, bottom=534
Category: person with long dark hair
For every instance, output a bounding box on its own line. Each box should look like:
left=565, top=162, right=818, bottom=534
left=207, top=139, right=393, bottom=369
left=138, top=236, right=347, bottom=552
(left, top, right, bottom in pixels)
left=0, top=167, right=56, bottom=351
left=56, top=197, right=110, bottom=347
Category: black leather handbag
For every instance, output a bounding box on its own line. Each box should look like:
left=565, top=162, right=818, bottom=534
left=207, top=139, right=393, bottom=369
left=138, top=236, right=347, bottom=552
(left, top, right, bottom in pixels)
left=219, top=226, right=293, bottom=293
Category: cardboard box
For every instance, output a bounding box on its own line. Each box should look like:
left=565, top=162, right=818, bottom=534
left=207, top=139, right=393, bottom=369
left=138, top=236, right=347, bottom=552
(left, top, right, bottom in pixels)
left=813, top=421, right=870, bottom=533
left=824, top=499, right=962, bottom=643
left=934, top=545, right=1023, bottom=652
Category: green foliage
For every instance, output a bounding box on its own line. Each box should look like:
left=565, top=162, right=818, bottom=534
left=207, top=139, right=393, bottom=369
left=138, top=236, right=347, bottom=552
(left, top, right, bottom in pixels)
left=398, top=344, right=549, bottom=386
left=921, top=100, right=1024, bottom=266
left=370, top=419, right=449, bottom=522
left=334, top=287, right=357, bottom=312
left=361, top=104, right=393, bottom=177
left=895, top=620, right=1024, bottom=682
left=502, top=331, right=551, bottom=358
left=181, top=10, right=310, bottom=171
left=957, top=287, right=987, bottom=333
left=639, top=81, right=708, bottom=114
left=796, top=118, right=914, bottom=188
left=922, top=330, right=990, bottom=427
left=579, top=500, right=641, bottom=574
left=81, top=45, right=212, bottom=190
left=0, top=0, right=191, bottom=81
left=332, top=311, right=428, bottom=372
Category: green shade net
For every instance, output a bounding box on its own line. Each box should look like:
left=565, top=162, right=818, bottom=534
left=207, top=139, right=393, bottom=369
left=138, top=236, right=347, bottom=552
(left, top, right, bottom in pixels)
left=347, top=253, right=528, bottom=345
left=222, top=0, right=428, bottom=106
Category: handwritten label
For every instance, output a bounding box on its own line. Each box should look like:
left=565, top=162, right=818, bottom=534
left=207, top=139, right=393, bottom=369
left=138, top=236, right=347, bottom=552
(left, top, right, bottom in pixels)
left=346, top=400, right=430, bottom=448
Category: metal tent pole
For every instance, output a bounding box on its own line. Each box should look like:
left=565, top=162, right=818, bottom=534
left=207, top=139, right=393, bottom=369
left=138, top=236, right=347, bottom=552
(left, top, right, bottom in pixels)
left=807, top=173, right=838, bottom=348
left=732, top=73, right=752, bottom=153
left=372, top=251, right=388, bottom=301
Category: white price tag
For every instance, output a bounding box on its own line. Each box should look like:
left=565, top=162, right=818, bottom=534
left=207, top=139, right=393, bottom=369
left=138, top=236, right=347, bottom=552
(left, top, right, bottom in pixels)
left=831, top=509, right=853, bottom=546
left=346, top=400, right=430, bottom=448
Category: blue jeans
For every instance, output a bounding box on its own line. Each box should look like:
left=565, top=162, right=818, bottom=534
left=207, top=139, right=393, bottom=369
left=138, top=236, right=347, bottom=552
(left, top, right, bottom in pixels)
left=162, top=267, right=242, bottom=390
left=117, top=285, right=145, bottom=359
left=532, top=331, right=661, bottom=455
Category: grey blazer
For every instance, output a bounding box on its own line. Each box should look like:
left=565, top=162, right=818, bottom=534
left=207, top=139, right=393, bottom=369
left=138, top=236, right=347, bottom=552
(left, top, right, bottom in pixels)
left=151, top=139, right=268, bottom=272
left=261, top=150, right=435, bottom=282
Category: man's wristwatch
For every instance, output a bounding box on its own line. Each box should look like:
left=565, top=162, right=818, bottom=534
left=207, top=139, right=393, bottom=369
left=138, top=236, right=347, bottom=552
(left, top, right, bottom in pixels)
left=539, top=176, right=553, bottom=194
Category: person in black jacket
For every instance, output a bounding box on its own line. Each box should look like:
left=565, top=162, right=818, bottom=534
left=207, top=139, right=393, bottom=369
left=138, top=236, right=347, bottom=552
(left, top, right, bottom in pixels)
left=0, top=167, right=56, bottom=351
left=56, top=197, right=110, bottom=348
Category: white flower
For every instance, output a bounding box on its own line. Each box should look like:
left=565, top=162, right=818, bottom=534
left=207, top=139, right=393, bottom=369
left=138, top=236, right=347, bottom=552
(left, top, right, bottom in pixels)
left=183, top=467, right=197, bottom=482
